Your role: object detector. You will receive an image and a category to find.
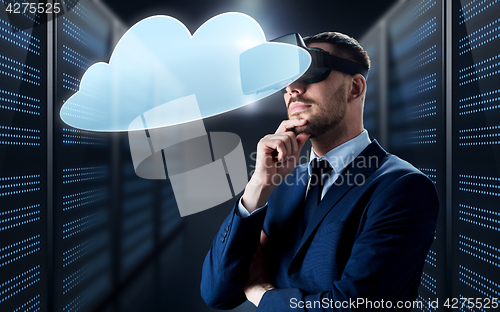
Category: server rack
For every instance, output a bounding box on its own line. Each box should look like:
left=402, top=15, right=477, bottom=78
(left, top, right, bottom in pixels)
left=52, top=0, right=114, bottom=311
left=386, top=1, right=447, bottom=308
left=2, top=0, right=499, bottom=310
left=0, top=3, right=47, bottom=312
left=362, top=0, right=447, bottom=309
left=361, top=22, right=385, bottom=144
left=361, top=0, right=500, bottom=310
left=451, top=0, right=500, bottom=305
left=0, top=1, right=182, bottom=311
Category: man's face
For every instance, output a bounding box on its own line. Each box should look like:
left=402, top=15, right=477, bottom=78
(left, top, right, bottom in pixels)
left=284, top=42, right=348, bottom=138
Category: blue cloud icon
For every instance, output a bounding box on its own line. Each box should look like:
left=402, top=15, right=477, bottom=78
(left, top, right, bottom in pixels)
left=60, top=12, right=311, bottom=131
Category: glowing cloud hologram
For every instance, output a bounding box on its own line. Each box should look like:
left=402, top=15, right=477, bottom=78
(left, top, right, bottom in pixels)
left=59, top=12, right=312, bottom=131
left=59, top=12, right=312, bottom=216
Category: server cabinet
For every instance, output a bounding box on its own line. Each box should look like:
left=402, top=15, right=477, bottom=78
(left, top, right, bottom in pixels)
left=0, top=4, right=47, bottom=312
left=53, top=1, right=115, bottom=310
left=386, top=0, right=446, bottom=309
left=118, top=139, right=156, bottom=281
left=451, top=0, right=500, bottom=306
left=361, top=22, right=386, bottom=145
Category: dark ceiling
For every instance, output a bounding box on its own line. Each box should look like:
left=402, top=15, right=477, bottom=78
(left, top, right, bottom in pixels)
left=101, top=0, right=399, bottom=41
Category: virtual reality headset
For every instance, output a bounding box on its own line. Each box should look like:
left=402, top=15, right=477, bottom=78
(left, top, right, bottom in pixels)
left=272, top=33, right=369, bottom=90
left=239, top=33, right=369, bottom=95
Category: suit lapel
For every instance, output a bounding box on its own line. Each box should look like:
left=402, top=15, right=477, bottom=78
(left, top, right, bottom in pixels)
left=282, top=166, right=308, bottom=247
left=288, top=140, right=387, bottom=271
left=279, top=164, right=308, bottom=216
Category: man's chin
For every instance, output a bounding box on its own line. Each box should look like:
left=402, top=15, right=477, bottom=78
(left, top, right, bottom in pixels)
left=291, top=124, right=311, bottom=136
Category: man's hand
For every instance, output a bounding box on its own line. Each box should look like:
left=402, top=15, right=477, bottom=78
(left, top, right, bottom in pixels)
left=241, top=119, right=310, bottom=212
left=244, top=230, right=275, bottom=306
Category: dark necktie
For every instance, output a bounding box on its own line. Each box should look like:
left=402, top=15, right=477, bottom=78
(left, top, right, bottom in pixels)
left=302, top=158, right=333, bottom=230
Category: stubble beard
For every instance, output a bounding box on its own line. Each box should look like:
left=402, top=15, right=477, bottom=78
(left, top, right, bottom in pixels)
left=287, top=83, right=347, bottom=138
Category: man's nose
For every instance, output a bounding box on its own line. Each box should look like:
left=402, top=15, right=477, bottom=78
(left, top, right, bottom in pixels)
left=285, top=80, right=306, bottom=95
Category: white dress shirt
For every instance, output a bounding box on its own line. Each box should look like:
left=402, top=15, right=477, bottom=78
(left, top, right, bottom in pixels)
left=238, top=130, right=371, bottom=217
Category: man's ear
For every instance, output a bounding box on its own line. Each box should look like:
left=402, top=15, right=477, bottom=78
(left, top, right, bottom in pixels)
left=348, top=74, right=366, bottom=101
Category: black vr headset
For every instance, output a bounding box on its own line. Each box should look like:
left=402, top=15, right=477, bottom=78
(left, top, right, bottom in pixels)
left=271, top=33, right=369, bottom=93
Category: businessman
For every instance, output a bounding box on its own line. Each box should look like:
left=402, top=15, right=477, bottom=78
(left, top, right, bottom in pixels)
left=201, top=32, right=439, bottom=311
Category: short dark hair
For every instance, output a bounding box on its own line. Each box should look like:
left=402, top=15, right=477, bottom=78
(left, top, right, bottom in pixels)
left=304, top=32, right=371, bottom=71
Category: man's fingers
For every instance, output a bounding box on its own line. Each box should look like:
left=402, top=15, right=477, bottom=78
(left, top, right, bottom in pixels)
left=275, top=119, right=307, bottom=134
left=286, top=131, right=299, bottom=155
left=263, top=134, right=296, bottom=162
left=296, top=133, right=311, bottom=152
left=278, top=135, right=292, bottom=161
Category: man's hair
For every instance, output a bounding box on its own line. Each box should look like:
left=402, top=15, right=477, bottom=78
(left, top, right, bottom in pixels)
left=304, top=32, right=371, bottom=72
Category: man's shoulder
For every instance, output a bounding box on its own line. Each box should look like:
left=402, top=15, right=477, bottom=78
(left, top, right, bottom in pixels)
left=354, top=140, right=430, bottom=183
left=368, top=152, right=437, bottom=203
left=377, top=152, right=429, bottom=180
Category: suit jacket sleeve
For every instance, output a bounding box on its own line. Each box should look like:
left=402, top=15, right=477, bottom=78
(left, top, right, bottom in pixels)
left=257, top=172, right=439, bottom=311
left=200, top=200, right=267, bottom=309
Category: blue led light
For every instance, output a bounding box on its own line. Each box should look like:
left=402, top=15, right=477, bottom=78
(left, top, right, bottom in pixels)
left=458, top=54, right=500, bottom=85
left=0, top=87, right=41, bottom=116
left=418, top=168, right=437, bottom=184
left=409, top=0, right=437, bottom=23
left=459, top=234, right=500, bottom=267
left=393, top=17, right=437, bottom=58
left=458, top=125, right=500, bottom=145
left=459, top=0, right=500, bottom=25
left=0, top=175, right=41, bottom=197
left=459, top=18, right=500, bottom=55
left=62, top=166, right=107, bottom=184
left=61, top=127, right=108, bottom=146
left=406, top=45, right=438, bottom=72
left=0, top=18, right=40, bottom=53
left=405, top=128, right=437, bottom=144
left=62, top=234, right=108, bottom=267
left=0, top=204, right=41, bottom=232
left=0, top=17, right=40, bottom=39
left=410, top=73, right=437, bottom=95
left=0, top=265, right=40, bottom=303
left=420, top=272, right=437, bottom=294
left=62, top=271, right=112, bottom=312
left=62, top=252, right=110, bottom=294
left=65, top=0, right=93, bottom=25
left=459, top=174, right=500, bottom=196
left=459, top=204, right=500, bottom=232
left=459, top=88, right=500, bottom=115
left=0, top=24, right=39, bottom=51
left=407, top=100, right=437, bottom=120
left=425, top=249, right=437, bottom=268
left=62, top=212, right=106, bottom=240
left=0, top=238, right=40, bottom=267
left=412, top=17, right=437, bottom=45
left=62, top=16, right=106, bottom=56
left=391, top=0, right=437, bottom=39
left=12, top=295, right=40, bottom=312
left=63, top=194, right=106, bottom=211
left=459, top=265, right=500, bottom=297
left=0, top=125, right=41, bottom=146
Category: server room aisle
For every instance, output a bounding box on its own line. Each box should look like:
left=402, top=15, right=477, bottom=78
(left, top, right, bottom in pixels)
left=99, top=201, right=256, bottom=312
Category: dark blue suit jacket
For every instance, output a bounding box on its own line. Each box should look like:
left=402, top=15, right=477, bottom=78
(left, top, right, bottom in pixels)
left=201, top=140, right=439, bottom=311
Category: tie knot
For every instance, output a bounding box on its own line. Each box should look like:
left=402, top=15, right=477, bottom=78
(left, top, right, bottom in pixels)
left=311, top=158, right=332, bottom=175
left=310, top=158, right=332, bottom=184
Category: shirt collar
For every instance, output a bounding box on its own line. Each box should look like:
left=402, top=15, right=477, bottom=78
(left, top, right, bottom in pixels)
left=308, top=129, right=371, bottom=176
